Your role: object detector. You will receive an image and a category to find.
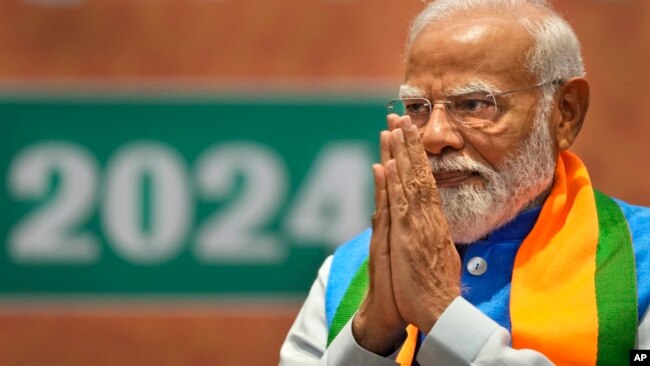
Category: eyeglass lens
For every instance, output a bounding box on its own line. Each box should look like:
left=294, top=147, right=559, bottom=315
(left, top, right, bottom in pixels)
left=387, top=93, right=498, bottom=126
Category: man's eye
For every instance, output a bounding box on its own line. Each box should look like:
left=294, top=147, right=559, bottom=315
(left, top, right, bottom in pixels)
left=405, top=103, right=428, bottom=114
left=455, top=98, right=495, bottom=112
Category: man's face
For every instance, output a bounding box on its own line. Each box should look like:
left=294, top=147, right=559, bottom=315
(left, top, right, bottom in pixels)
left=402, top=14, right=558, bottom=242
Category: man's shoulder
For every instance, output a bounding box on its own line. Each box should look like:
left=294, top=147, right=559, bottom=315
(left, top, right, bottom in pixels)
left=329, top=228, right=372, bottom=277
left=611, top=198, right=650, bottom=317
left=614, top=198, right=650, bottom=214
left=613, top=198, right=650, bottom=235
left=332, top=228, right=372, bottom=258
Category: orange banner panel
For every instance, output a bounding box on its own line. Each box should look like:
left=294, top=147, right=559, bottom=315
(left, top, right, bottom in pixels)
left=0, top=0, right=425, bottom=81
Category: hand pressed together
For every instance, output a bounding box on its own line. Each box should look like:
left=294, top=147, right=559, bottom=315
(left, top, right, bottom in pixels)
left=352, top=115, right=462, bottom=355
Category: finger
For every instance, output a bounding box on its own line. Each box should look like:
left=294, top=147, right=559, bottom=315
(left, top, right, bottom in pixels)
left=385, top=159, right=409, bottom=229
left=371, top=164, right=389, bottom=247
left=369, top=164, right=394, bottom=302
left=380, top=131, right=392, bottom=166
left=401, top=117, right=440, bottom=205
left=402, top=117, right=433, bottom=181
left=389, top=127, right=419, bottom=208
left=387, top=113, right=401, bottom=131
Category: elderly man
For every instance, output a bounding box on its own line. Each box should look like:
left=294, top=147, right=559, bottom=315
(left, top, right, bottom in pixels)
left=280, top=0, right=650, bottom=365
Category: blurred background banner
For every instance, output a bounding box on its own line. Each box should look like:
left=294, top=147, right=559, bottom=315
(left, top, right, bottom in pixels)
left=0, top=97, right=382, bottom=294
left=1, top=0, right=649, bottom=365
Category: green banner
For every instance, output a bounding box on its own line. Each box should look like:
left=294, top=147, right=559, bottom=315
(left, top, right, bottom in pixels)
left=0, top=96, right=387, bottom=296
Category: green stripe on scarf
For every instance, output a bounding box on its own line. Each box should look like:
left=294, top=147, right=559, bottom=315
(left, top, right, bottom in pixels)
left=594, top=190, right=637, bottom=365
left=327, top=257, right=369, bottom=347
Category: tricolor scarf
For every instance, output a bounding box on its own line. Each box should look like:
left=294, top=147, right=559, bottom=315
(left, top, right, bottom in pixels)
left=327, top=151, right=637, bottom=365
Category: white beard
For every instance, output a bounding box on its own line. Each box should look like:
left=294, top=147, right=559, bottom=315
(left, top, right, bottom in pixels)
left=429, top=100, right=556, bottom=244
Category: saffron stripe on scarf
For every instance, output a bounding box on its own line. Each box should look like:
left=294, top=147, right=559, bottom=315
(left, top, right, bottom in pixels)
left=511, top=152, right=637, bottom=365
left=395, top=325, right=419, bottom=366
left=594, top=190, right=637, bottom=366
left=511, top=152, right=600, bottom=364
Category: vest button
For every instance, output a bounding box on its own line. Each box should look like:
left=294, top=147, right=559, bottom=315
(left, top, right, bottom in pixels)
left=467, top=257, right=488, bottom=276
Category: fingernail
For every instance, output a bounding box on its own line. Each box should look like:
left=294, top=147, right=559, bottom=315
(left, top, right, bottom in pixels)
left=395, top=129, right=405, bottom=142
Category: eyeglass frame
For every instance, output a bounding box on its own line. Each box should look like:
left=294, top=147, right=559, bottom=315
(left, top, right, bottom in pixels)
left=386, top=79, right=563, bottom=126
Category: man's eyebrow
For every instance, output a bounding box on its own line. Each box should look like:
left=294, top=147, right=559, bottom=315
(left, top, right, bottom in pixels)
left=398, top=81, right=504, bottom=99
left=445, top=80, right=502, bottom=96
left=399, top=85, right=426, bottom=98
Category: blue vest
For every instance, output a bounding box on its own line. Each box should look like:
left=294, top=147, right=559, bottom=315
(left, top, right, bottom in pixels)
left=325, top=199, right=650, bottom=334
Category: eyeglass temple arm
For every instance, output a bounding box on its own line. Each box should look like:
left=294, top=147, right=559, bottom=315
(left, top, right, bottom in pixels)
left=491, top=79, right=564, bottom=97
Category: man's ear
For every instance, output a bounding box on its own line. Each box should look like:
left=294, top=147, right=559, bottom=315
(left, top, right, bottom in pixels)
left=555, top=77, right=590, bottom=151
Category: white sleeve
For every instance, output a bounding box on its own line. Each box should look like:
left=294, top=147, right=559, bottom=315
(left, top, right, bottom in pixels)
left=279, top=256, right=331, bottom=365
left=280, top=260, right=650, bottom=366
left=417, top=297, right=650, bottom=365
left=417, top=297, right=554, bottom=366
left=278, top=256, right=398, bottom=366
left=636, top=306, right=650, bottom=349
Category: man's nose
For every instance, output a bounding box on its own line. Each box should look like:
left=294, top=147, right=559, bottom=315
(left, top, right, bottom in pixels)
left=421, top=104, right=464, bottom=155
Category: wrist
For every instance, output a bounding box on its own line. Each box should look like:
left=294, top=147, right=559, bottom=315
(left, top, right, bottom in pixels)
left=419, top=292, right=461, bottom=333
left=352, top=312, right=406, bottom=356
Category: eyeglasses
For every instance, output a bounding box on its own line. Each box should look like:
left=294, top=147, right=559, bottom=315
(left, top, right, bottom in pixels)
left=386, top=79, right=562, bottom=127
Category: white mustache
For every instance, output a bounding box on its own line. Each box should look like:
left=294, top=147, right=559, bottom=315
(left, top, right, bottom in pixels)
left=428, top=153, right=495, bottom=177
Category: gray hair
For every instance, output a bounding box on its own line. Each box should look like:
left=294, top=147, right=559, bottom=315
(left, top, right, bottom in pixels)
left=407, top=0, right=586, bottom=93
